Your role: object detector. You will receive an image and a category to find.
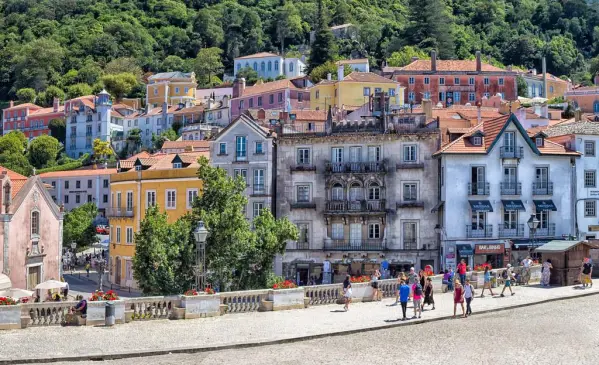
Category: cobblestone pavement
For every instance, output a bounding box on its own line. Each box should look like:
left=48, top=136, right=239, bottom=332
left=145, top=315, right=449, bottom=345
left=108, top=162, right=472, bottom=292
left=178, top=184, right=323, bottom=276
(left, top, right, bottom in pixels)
left=1, top=281, right=597, bottom=363
left=55, top=294, right=599, bottom=365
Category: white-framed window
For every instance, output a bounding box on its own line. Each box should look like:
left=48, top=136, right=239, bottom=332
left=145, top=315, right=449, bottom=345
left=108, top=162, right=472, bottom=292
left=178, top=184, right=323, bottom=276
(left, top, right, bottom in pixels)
left=363, top=87, right=371, bottom=96
left=332, top=223, right=344, bottom=239
left=388, top=88, right=395, bottom=96
left=135, top=165, right=142, bottom=171
left=403, top=183, right=417, bottom=201
left=424, top=77, right=430, bottom=85
left=297, top=148, right=311, bottom=165
left=31, top=211, right=40, bottom=236
left=403, top=222, right=417, bottom=249
left=126, top=191, right=133, bottom=211
left=408, top=92, right=415, bottom=101
left=253, top=202, right=264, bottom=217
left=255, top=141, right=264, bottom=154
left=368, top=223, right=380, bottom=239
left=585, top=170, right=596, bottom=188
left=297, top=185, right=310, bottom=202
left=536, top=137, right=543, bottom=147
left=146, top=190, right=156, bottom=208
left=408, top=77, right=415, bottom=84
left=586, top=201, right=597, bottom=217
left=469, top=93, right=476, bottom=101
left=187, top=188, right=198, bottom=209
left=166, top=189, right=177, bottom=209
left=585, top=141, right=595, bottom=156
left=484, top=77, right=489, bottom=85
left=234, top=169, right=248, bottom=184
left=368, top=183, right=380, bottom=200
left=469, top=77, right=475, bottom=85
left=454, top=77, right=460, bottom=85
left=116, top=227, right=121, bottom=243
left=253, top=169, right=265, bottom=191
left=219, top=142, right=227, bottom=155
left=439, top=77, right=445, bottom=85
left=173, top=162, right=182, bottom=169
left=473, top=136, right=482, bottom=146
left=126, top=227, right=133, bottom=244
left=236, top=136, right=247, bottom=160
left=332, top=147, right=343, bottom=163
left=368, top=146, right=381, bottom=162
left=403, top=145, right=417, bottom=162
left=498, top=78, right=504, bottom=85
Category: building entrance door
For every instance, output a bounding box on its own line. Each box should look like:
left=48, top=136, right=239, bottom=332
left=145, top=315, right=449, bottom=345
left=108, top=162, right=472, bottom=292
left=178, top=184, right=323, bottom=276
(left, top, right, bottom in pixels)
left=27, top=266, right=41, bottom=290
left=115, top=257, right=121, bottom=286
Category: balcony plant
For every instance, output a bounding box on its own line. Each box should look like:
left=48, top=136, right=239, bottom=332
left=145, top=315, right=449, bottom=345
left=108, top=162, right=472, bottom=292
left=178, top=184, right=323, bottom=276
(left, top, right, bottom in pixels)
left=0, top=296, right=17, bottom=306
left=184, top=289, right=199, bottom=296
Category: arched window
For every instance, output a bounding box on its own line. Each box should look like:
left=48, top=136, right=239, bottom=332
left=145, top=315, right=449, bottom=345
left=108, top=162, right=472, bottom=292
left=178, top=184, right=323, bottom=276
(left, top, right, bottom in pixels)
left=289, top=62, right=294, bottom=72
left=236, top=63, right=241, bottom=71
left=594, top=100, right=599, bottom=114
left=368, top=183, right=380, bottom=200
left=253, top=62, right=258, bottom=71
left=268, top=61, right=272, bottom=71
left=349, top=182, right=362, bottom=201
left=31, top=211, right=40, bottom=236
left=261, top=61, right=265, bottom=71
left=331, top=183, right=344, bottom=201
left=245, top=62, right=249, bottom=69
left=274, top=61, right=279, bottom=71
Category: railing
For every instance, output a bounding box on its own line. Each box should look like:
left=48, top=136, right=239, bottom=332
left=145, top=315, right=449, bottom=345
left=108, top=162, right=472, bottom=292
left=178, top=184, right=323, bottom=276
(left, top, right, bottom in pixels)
left=252, top=184, right=266, bottom=195
left=326, top=200, right=346, bottom=211
left=396, top=161, right=424, bottom=169
left=534, top=223, right=556, bottom=237
left=325, top=200, right=386, bottom=213
left=468, top=182, right=490, bottom=196
left=281, top=123, right=326, bottom=136
left=106, top=206, right=134, bottom=218
left=287, top=241, right=310, bottom=250
left=499, top=224, right=525, bottom=238
left=403, top=239, right=418, bottom=250
left=532, top=182, right=553, bottom=195
left=304, top=284, right=341, bottom=305
left=324, top=239, right=386, bottom=251
left=125, top=296, right=179, bottom=321
left=466, top=224, right=493, bottom=238
left=290, top=164, right=316, bottom=172
left=500, top=182, right=521, bottom=195
left=397, top=200, right=424, bottom=208
left=500, top=146, right=524, bottom=158
left=22, top=301, right=78, bottom=326
left=220, top=289, right=270, bottom=313
left=325, top=161, right=386, bottom=174
left=290, top=202, right=317, bottom=210
left=365, top=199, right=385, bottom=211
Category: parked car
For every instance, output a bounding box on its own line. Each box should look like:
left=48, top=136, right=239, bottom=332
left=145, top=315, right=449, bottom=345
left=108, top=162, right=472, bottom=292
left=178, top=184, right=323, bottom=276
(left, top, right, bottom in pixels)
left=95, top=225, right=108, bottom=235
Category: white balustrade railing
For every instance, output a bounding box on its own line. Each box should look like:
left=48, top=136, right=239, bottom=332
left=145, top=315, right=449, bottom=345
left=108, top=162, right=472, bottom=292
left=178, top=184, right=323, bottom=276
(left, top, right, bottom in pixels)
left=304, top=284, right=342, bottom=305
left=220, top=289, right=269, bottom=313
left=22, top=301, right=78, bottom=326
left=124, top=296, right=180, bottom=320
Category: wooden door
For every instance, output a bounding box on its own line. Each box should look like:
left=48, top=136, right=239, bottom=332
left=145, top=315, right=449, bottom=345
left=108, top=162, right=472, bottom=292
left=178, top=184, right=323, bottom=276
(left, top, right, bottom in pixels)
left=115, top=257, right=122, bottom=286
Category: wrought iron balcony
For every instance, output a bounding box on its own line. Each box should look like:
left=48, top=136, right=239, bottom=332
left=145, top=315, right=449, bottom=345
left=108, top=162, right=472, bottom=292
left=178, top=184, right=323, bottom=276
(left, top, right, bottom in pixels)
left=397, top=200, right=424, bottom=208
left=290, top=164, right=316, bottom=172
left=534, top=224, right=556, bottom=238
left=287, top=241, right=310, bottom=250
left=324, top=239, right=386, bottom=251
left=106, top=206, right=134, bottom=218
left=290, top=202, right=317, bottom=210
left=402, top=239, right=418, bottom=250
left=499, top=224, right=525, bottom=238
left=500, top=146, right=523, bottom=159
left=466, top=224, right=493, bottom=238
left=500, top=182, right=522, bottom=195
left=396, top=160, right=424, bottom=169
left=325, top=161, right=386, bottom=174
left=532, top=182, right=553, bottom=196
left=468, top=182, right=490, bottom=196
left=325, top=200, right=386, bottom=213
left=251, top=184, right=267, bottom=196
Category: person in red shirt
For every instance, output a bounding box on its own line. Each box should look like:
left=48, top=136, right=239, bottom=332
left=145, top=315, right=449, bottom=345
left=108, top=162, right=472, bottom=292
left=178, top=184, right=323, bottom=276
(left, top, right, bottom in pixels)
left=457, top=259, right=467, bottom=286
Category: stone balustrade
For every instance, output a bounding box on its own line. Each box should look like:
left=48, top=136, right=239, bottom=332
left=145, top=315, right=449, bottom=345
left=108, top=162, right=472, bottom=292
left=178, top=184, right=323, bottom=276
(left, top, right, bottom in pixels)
left=1, top=266, right=543, bottom=330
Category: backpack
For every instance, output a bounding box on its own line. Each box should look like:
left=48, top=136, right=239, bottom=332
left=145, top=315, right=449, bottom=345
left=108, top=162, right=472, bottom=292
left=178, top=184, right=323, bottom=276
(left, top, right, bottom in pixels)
left=414, top=283, right=423, bottom=296
left=502, top=269, right=508, bottom=279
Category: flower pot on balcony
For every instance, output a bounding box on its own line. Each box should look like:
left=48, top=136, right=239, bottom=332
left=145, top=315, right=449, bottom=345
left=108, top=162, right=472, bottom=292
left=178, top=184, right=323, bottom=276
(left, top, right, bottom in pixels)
left=0, top=304, right=21, bottom=330
left=180, top=294, right=221, bottom=319
left=267, top=288, right=305, bottom=311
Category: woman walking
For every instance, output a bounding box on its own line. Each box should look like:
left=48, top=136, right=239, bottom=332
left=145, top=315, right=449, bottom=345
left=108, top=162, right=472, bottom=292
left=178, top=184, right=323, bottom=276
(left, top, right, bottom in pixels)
left=371, top=269, right=381, bottom=301
left=541, top=259, right=553, bottom=286
left=480, top=266, right=495, bottom=297
left=464, top=279, right=474, bottom=317
left=423, top=277, right=435, bottom=310
left=453, top=280, right=465, bottom=318
left=343, top=274, right=352, bottom=311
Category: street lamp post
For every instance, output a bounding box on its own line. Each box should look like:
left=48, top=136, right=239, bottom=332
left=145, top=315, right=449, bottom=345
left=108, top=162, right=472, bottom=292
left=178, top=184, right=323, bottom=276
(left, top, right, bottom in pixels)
left=527, top=214, right=541, bottom=258
left=193, top=221, right=209, bottom=291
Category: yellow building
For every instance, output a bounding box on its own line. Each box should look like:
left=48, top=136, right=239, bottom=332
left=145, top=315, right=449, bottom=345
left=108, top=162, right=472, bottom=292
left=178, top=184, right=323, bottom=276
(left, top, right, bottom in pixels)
left=310, top=69, right=404, bottom=111
left=146, top=71, right=197, bottom=108
left=108, top=151, right=207, bottom=288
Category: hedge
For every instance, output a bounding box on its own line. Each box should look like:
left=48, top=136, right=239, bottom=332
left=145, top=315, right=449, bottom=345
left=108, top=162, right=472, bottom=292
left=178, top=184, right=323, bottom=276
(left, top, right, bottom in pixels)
left=37, top=153, right=90, bottom=174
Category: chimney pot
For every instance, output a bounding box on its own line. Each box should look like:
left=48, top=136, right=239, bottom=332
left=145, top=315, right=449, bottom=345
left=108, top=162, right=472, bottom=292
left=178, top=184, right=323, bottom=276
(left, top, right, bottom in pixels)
left=430, top=50, right=437, bottom=72
left=327, top=73, right=332, bottom=81
left=337, top=64, right=344, bottom=81
left=475, top=51, right=482, bottom=72
left=53, top=97, right=59, bottom=112
left=411, top=56, right=419, bottom=63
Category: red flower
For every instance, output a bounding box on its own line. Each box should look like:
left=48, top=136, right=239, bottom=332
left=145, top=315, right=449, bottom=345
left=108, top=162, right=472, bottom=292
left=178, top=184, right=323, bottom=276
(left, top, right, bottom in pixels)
left=204, top=288, right=215, bottom=294
left=272, top=280, right=297, bottom=289
left=0, top=296, right=16, bottom=305
left=184, top=289, right=199, bottom=296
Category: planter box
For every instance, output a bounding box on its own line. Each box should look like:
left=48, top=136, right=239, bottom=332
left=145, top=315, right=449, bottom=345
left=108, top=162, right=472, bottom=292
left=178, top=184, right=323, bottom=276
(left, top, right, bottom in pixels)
left=268, top=288, right=304, bottom=311
left=259, top=299, right=273, bottom=311
left=430, top=275, right=444, bottom=293
left=0, top=305, right=21, bottom=330
left=180, top=294, right=220, bottom=319
left=349, top=282, right=374, bottom=302
left=86, top=301, right=106, bottom=326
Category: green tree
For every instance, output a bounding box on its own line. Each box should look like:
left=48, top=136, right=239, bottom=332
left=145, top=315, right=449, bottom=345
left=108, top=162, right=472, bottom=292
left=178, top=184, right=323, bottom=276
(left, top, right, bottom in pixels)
left=236, top=66, right=259, bottom=85
left=517, top=76, right=528, bottom=97
left=161, top=56, right=190, bottom=72
left=151, top=129, right=178, bottom=151
left=126, top=128, right=142, bottom=154
left=589, top=56, right=599, bottom=78
left=171, top=120, right=183, bottom=134
left=12, top=38, right=64, bottom=91
left=63, top=203, right=99, bottom=250
left=104, top=57, right=143, bottom=79
left=1, top=131, right=28, bottom=152
left=48, top=119, right=66, bottom=145
left=194, top=48, right=224, bottom=88
left=16, top=88, right=36, bottom=103
left=38, top=86, right=65, bottom=107
left=275, top=1, right=304, bottom=53
left=405, top=0, right=455, bottom=59
left=309, top=0, right=336, bottom=71
left=133, top=206, right=196, bottom=295
left=309, top=61, right=352, bottom=83
left=545, top=35, right=585, bottom=77
left=27, top=135, right=61, bottom=169
left=332, top=0, right=352, bottom=26
left=387, top=46, right=430, bottom=67
left=101, top=73, right=138, bottom=101
left=0, top=152, right=32, bottom=176
left=92, top=138, right=113, bottom=162
left=66, top=83, right=93, bottom=99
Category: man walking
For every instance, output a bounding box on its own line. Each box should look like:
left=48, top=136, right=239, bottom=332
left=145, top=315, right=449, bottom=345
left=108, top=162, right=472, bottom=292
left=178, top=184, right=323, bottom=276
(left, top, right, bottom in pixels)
left=399, top=280, right=410, bottom=321
left=521, top=256, right=533, bottom=285
left=457, top=259, right=467, bottom=286
left=500, top=264, right=515, bottom=297
left=581, top=258, right=593, bottom=288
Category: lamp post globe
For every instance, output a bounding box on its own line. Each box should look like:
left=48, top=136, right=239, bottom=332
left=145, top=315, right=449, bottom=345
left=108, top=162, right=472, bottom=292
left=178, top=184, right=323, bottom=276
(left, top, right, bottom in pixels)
left=527, top=214, right=540, bottom=230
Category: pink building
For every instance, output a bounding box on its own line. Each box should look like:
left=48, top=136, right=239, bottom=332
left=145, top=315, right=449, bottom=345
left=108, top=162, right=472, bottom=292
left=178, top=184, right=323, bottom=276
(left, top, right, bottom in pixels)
left=2, top=98, right=65, bottom=139
left=0, top=166, right=63, bottom=290
left=230, top=78, right=310, bottom=119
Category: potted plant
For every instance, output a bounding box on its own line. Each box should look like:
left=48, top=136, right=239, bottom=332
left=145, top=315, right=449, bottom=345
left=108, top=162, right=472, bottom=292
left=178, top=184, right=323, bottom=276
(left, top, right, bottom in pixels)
left=87, top=290, right=123, bottom=326
left=266, top=280, right=304, bottom=311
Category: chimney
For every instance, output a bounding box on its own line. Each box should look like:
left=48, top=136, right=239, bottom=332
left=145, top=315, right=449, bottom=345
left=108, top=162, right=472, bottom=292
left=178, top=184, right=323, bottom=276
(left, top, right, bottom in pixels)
left=575, top=109, right=582, bottom=122
left=327, top=73, right=332, bottom=81
left=532, top=68, right=537, bottom=76
left=53, top=97, right=59, bottom=112
left=431, top=50, right=437, bottom=72
left=411, top=56, right=419, bottom=63
left=542, top=56, right=548, bottom=97
left=9, top=100, right=13, bottom=108
left=477, top=103, right=482, bottom=125
left=422, top=99, right=432, bottom=120
left=337, top=64, right=344, bottom=81
left=475, top=51, right=482, bottom=72
left=233, top=77, right=246, bottom=98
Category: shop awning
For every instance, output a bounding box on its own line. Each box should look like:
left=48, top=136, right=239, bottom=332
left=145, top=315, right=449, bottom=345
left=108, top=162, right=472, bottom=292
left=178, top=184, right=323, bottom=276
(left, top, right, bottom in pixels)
left=502, top=200, right=525, bottom=211
left=534, top=200, right=557, bottom=211
left=456, top=244, right=474, bottom=256
left=469, top=200, right=493, bottom=212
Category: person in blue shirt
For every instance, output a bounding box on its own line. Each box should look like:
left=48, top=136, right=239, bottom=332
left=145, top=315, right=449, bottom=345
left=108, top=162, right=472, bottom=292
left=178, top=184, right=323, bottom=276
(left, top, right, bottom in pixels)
left=399, top=280, right=411, bottom=321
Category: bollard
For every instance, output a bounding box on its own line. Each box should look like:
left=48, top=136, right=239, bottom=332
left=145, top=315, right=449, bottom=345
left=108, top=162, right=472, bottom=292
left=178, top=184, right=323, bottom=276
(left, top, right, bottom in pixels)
left=105, top=301, right=116, bottom=326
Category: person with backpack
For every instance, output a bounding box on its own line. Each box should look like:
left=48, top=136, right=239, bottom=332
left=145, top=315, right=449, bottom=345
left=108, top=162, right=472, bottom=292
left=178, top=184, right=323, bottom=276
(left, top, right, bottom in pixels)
left=500, top=264, right=515, bottom=297
left=464, top=279, right=474, bottom=317
left=581, top=258, right=593, bottom=288
left=411, top=279, right=423, bottom=319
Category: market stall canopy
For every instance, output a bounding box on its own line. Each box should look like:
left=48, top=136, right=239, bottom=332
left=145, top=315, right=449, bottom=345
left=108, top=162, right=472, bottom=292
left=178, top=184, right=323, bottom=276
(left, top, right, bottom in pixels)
left=0, top=274, right=11, bottom=291
left=502, top=200, right=525, bottom=211
left=456, top=244, right=474, bottom=256
left=469, top=200, right=493, bottom=212
left=533, top=200, right=557, bottom=211
left=35, top=280, right=67, bottom=290
left=534, top=240, right=588, bottom=253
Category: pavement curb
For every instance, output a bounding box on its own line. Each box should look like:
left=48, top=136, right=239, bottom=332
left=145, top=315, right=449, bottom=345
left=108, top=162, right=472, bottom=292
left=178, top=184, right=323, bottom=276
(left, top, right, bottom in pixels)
left=5, top=289, right=599, bottom=364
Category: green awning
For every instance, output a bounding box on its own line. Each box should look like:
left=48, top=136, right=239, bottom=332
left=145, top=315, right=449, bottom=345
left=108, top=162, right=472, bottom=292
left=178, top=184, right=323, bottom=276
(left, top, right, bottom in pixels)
left=502, top=200, right=525, bottom=211
left=469, top=200, right=493, bottom=212
left=534, top=200, right=557, bottom=211
left=456, top=244, right=474, bottom=256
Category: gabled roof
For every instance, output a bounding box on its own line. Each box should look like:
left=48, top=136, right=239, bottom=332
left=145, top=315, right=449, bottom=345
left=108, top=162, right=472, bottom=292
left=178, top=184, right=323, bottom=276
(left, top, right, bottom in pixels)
left=8, top=175, right=62, bottom=219
left=214, top=114, right=273, bottom=142
left=147, top=151, right=208, bottom=170
left=535, top=240, right=588, bottom=253
left=148, top=72, right=193, bottom=80
left=161, top=140, right=210, bottom=151
left=434, top=114, right=579, bottom=157
left=3, top=103, right=41, bottom=111
left=0, top=165, right=27, bottom=181
left=236, top=79, right=301, bottom=98
left=235, top=52, right=279, bottom=60
left=388, top=59, right=508, bottom=73
left=342, top=72, right=397, bottom=84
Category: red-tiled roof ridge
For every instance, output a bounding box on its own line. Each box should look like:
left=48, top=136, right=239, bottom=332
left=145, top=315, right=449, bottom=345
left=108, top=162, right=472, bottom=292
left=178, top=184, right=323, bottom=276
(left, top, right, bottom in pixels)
left=433, top=121, right=487, bottom=155
left=0, top=165, right=28, bottom=180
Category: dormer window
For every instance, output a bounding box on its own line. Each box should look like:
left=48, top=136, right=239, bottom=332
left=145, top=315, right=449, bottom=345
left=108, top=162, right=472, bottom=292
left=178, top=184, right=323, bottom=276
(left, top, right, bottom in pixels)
left=533, top=132, right=547, bottom=148
left=135, top=165, right=142, bottom=171
left=536, top=137, right=544, bottom=147
left=173, top=162, right=182, bottom=169
left=473, top=136, right=482, bottom=146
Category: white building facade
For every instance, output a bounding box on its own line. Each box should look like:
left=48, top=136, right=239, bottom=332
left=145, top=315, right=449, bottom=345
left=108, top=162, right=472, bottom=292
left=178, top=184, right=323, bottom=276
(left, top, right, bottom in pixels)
left=234, top=53, right=306, bottom=80
left=435, top=114, right=578, bottom=269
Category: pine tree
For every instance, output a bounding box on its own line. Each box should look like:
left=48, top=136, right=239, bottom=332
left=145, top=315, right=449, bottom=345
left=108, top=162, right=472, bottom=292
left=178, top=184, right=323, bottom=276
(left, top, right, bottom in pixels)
left=405, top=0, right=455, bottom=59
left=309, top=0, right=336, bottom=72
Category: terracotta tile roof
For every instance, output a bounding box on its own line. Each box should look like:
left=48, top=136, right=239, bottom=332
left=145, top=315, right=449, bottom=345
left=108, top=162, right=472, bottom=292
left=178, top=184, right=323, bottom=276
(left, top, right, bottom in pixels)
left=161, top=140, right=210, bottom=150
left=291, top=110, right=327, bottom=121
left=10, top=179, right=27, bottom=197
left=3, top=103, right=41, bottom=111
left=389, top=60, right=507, bottom=73
left=126, top=151, right=151, bottom=161
left=39, top=168, right=117, bottom=178
left=174, top=105, right=205, bottom=115
left=544, top=118, right=599, bottom=137
left=447, top=127, right=473, bottom=133
left=236, top=52, right=279, bottom=60
left=147, top=151, right=208, bottom=170
left=342, top=72, right=397, bottom=84
left=0, top=165, right=28, bottom=197
left=29, top=106, right=64, bottom=116
left=0, top=165, right=27, bottom=180
left=238, top=79, right=300, bottom=98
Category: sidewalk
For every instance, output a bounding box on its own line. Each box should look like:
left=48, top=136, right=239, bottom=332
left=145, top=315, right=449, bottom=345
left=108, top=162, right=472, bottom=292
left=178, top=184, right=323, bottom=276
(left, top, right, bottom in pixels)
left=1, top=281, right=597, bottom=363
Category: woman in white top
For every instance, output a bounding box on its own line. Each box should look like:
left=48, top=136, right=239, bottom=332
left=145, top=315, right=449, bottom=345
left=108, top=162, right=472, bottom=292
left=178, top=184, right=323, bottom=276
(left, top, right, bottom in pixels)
left=371, top=269, right=381, bottom=301
left=464, top=279, right=474, bottom=317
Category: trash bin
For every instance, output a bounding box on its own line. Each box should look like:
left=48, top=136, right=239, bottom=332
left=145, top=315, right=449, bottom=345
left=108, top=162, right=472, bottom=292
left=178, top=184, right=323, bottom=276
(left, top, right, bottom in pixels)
left=105, top=301, right=115, bottom=326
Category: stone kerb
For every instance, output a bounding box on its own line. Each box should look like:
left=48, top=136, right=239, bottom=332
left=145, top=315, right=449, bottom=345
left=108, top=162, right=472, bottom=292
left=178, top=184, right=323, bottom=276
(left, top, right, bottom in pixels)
left=267, top=288, right=305, bottom=311
left=180, top=294, right=221, bottom=319
left=0, top=305, right=21, bottom=330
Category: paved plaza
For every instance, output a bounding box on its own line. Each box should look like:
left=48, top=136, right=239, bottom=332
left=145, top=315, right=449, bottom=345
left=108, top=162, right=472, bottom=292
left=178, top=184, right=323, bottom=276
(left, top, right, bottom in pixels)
left=1, top=280, right=597, bottom=364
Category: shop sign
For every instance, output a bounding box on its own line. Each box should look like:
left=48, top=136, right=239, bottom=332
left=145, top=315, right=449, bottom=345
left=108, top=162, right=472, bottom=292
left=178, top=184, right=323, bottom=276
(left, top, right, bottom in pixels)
left=475, top=244, right=503, bottom=254
left=588, top=225, right=599, bottom=232
left=446, top=253, right=455, bottom=259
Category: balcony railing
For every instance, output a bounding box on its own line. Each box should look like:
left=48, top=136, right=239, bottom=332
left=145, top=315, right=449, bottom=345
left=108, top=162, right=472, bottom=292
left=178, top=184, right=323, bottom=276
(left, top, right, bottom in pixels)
left=500, top=182, right=521, bottom=195
left=466, top=224, right=493, bottom=238
left=532, top=182, right=553, bottom=196
left=324, top=239, right=386, bottom=251
left=325, top=162, right=386, bottom=174
left=325, top=200, right=386, bottom=213
left=396, top=160, right=424, bottom=169
left=397, top=200, right=424, bottom=208
left=288, top=241, right=310, bottom=250
left=290, top=202, right=317, bottom=210
left=290, top=164, right=316, bottom=172
left=402, top=239, right=418, bottom=250
left=251, top=184, right=267, bottom=196
left=499, top=224, right=525, bottom=238
left=534, top=224, right=556, bottom=238
left=107, top=206, right=134, bottom=218
left=468, top=182, right=490, bottom=196
left=500, top=146, right=524, bottom=159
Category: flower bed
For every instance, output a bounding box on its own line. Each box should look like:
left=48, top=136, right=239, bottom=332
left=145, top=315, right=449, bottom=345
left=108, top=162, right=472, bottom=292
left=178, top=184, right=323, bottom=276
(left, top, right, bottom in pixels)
left=89, top=290, right=119, bottom=301
left=474, top=263, right=492, bottom=272
left=184, top=289, right=199, bottom=296
left=0, top=297, right=16, bottom=306
left=204, top=288, right=215, bottom=294
left=272, top=280, right=297, bottom=289
left=350, top=276, right=370, bottom=283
